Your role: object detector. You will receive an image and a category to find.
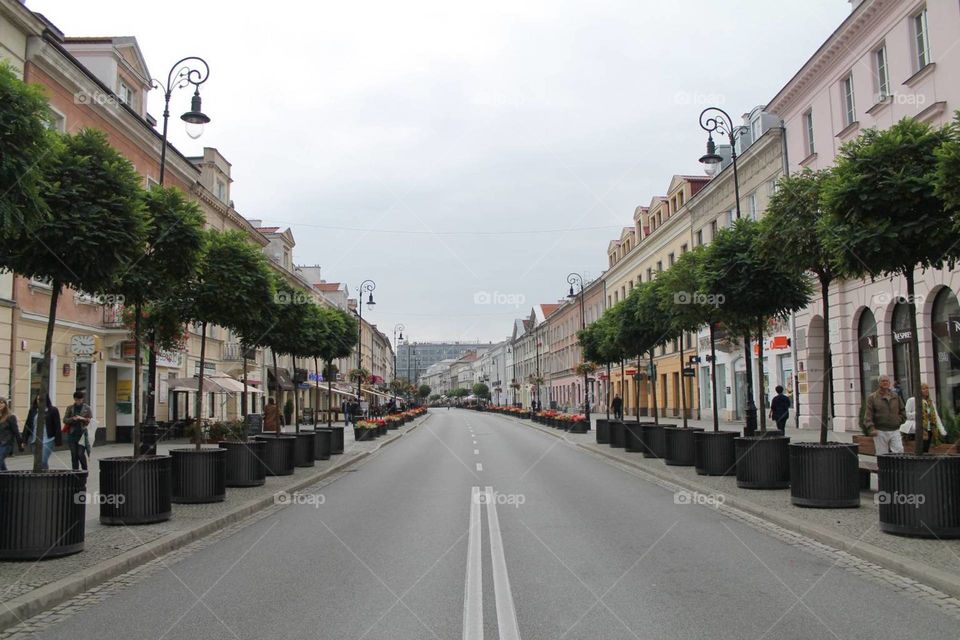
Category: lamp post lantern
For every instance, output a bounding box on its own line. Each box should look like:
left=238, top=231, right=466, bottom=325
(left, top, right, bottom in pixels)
left=356, top=280, right=376, bottom=400
left=140, top=56, right=210, bottom=455
left=697, top=106, right=757, bottom=435
left=567, top=272, right=589, bottom=425
left=392, top=323, right=404, bottom=403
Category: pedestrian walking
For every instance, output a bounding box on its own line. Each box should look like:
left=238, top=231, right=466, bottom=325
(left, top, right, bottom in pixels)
left=864, top=375, right=906, bottom=454
left=612, top=395, right=623, bottom=420
left=769, top=385, right=791, bottom=433
left=0, top=398, right=22, bottom=471
left=901, top=382, right=947, bottom=453
left=24, top=394, right=60, bottom=470
left=264, top=398, right=279, bottom=433
left=63, top=391, right=92, bottom=471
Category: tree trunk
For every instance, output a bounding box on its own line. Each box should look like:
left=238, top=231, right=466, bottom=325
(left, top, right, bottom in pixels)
left=905, top=270, right=925, bottom=455
left=819, top=276, right=832, bottom=445
left=272, top=349, right=280, bottom=433
left=195, top=321, right=207, bottom=450
left=757, top=317, right=767, bottom=432
left=621, top=360, right=626, bottom=417
left=327, top=360, right=334, bottom=428
left=606, top=363, right=611, bottom=420
left=241, top=346, right=248, bottom=418
left=649, top=352, right=658, bottom=425
left=314, top=356, right=320, bottom=428
left=679, top=335, right=688, bottom=428
left=33, top=281, right=61, bottom=472
left=635, top=356, right=641, bottom=421
left=743, top=331, right=756, bottom=434
left=133, top=302, right=142, bottom=457
left=710, top=323, right=719, bottom=432
left=294, top=357, right=300, bottom=433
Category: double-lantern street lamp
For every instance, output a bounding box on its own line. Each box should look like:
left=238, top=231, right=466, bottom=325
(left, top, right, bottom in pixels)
left=567, top=272, right=589, bottom=425
left=392, top=323, right=404, bottom=402
left=697, top=106, right=758, bottom=435
left=141, top=56, right=211, bottom=454
left=356, top=280, right=376, bottom=399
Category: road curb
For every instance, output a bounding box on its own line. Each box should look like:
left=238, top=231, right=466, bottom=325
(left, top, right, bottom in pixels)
left=0, top=416, right=427, bottom=633
left=503, top=414, right=960, bottom=599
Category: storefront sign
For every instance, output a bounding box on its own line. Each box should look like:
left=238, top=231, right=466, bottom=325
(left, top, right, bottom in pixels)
left=117, top=379, right=132, bottom=402
left=892, top=330, right=913, bottom=344
left=682, top=367, right=695, bottom=378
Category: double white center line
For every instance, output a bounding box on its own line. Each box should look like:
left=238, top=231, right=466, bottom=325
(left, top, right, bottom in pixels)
left=463, top=486, right=521, bottom=640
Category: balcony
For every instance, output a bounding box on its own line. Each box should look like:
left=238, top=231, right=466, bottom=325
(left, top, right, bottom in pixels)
left=102, top=304, right=125, bottom=328
left=223, top=342, right=258, bottom=361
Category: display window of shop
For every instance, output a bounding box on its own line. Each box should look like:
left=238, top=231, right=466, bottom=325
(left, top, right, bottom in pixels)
left=891, top=303, right=914, bottom=399
left=931, top=288, right=960, bottom=416
left=858, top=309, right=879, bottom=403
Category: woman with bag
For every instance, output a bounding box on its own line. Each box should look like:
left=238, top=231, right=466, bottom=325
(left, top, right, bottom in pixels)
left=24, top=394, right=60, bottom=470
left=901, top=382, right=948, bottom=453
left=0, top=398, right=22, bottom=471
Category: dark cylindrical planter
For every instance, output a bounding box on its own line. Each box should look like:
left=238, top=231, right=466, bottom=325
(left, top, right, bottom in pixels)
left=219, top=440, right=266, bottom=487
left=254, top=435, right=296, bottom=476
left=735, top=435, right=790, bottom=489
left=569, top=419, right=589, bottom=434
left=790, top=442, right=860, bottom=508
left=100, top=455, right=172, bottom=525
left=694, top=431, right=737, bottom=476
left=293, top=432, right=316, bottom=468
left=595, top=419, right=610, bottom=444
left=878, top=454, right=960, bottom=538
left=0, top=470, right=87, bottom=560
left=609, top=420, right=626, bottom=448
left=314, top=429, right=332, bottom=460
left=328, top=426, right=344, bottom=454
left=624, top=422, right=645, bottom=452
left=171, top=448, right=226, bottom=504
left=640, top=423, right=667, bottom=459
left=663, top=427, right=703, bottom=466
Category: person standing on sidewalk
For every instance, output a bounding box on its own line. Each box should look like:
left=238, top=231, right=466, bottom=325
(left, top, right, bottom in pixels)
left=63, top=391, right=92, bottom=471
left=901, top=382, right=947, bottom=453
left=264, top=398, right=279, bottom=433
left=612, top=395, right=623, bottom=420
left=865, top=375, right=906, bottom=454
left=24, top=395, right=60, bottom=470
left=769, top=386, right=791, bottom=433
left=0, top=398, right=22, bottom=471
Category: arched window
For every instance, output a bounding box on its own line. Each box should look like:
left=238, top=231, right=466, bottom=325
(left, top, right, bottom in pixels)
left=891, top=303, right=914, bottom=398
left=932, top=288, right=960, bottom=416
left=858, top=309, right=879, bottom=403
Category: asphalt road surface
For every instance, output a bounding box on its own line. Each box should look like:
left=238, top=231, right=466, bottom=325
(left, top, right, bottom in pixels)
left=30, top=409, right=960, bottom=639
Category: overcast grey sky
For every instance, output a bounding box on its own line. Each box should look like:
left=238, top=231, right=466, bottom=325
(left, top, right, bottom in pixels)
left=33, top=0, right=849, bottom=344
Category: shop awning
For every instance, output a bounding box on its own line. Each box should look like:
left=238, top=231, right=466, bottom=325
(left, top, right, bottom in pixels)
left=167, top=372, right=263, bottom=394
left=267, top=367, right=295, bottom=391
left=362, top=386, right=393, bottom=400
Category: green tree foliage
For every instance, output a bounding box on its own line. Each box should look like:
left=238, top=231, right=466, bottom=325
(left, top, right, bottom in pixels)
left=472, top=382, right=491, bottom=400
left=417, top=384, right=431, bottom=399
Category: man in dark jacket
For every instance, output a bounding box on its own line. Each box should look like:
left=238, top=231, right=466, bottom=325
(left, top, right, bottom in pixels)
left=63, top=391, right=92, bottom=471
left=865, top=375, right=906, bottom=454
left=612, top=395, right=623, bottom=420
left=769, top=386, right=791, bottom=433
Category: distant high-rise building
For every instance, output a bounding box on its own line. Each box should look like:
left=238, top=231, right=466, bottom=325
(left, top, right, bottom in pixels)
left=397, top=341, right=492, bottom=382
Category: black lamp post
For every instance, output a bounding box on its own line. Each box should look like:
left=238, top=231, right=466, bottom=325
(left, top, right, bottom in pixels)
left=534, top=330, right=542, bottom=411
left=567, top=273, right=589, bottom=425
left=141, top=56, right=210, bottom=455
left=697, top=106, right=757, bottom=435
left=356, top=280, right=376, bottom=400
left=392, top=323, right=404, bottom=403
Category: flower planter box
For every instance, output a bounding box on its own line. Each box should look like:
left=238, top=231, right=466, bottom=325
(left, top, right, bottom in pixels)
left=377, top=424, right=387, bottom=436
left=694, top=431, right=736, bottom=476
left=293, top=432, right=316, bottom=468
left=789, top=442, right=860, bottom=508
left=595, top=419, right=610, bottom=444
left=219, top=440, right=266, bottom=487
left=171, top=448, right=226, bottom=504
left=735, top=435, right=790, bottom=489
left=314, top=429, right=332, bottom=460
left=663, top=426, right=703, bottom=466
left=99, top=456, right=172, bottom=525
left=254, top=435, right=296, bottom=476
left=0, top=470, right=87, bottom=560
left=878, top=454, right=960, bottom=538
left=609, top=420, right=626, bottom=448
left=569, top=420, right=589, bottom=434
left=354, top=428, right=376, bottom=442
left=640, top=423, right=668, bottom=458
left=328, top=426, right=345, bottom=454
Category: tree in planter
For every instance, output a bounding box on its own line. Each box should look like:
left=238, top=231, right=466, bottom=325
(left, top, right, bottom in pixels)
left=315, top=307, right=357, bottom=427
left=116, top=186, right=204, bottom=456
left=268, top=286, right=318, bottom=432
left=759, top=169, right=842, bottom=444
left=472, top=382, right=491, bottom=402
left=177, top=230, right=275, bottom=448
left=417, top=384, right=431, bottom=400
left=578, top=310, right=625, bottom=420
left=618, top=280, right=673, bottom=423
left=823, top=117, right=958, bottom=454
left=0, top=62, right=53, bottom=239
left=702, top=219, right=811, bottom=432
left=2, top=129, right=145, bottom=471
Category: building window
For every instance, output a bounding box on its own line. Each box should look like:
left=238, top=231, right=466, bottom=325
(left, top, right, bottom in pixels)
left=646, top=268, right=653, bottom=282
left=803, top=109, right=815, bottom=156
left=726, top=210, right=735, bottom=227
left=695, top=230, right=703, bottom=246
left=858, top=309, right=879, bottom=404
left=932, top=288, right=960, bottom=416
left=656, top=260, right=662, bottom=273
left=216, top=179, right=227, bottom=202
left=913, top=7, right=930, bottom=70
left=710, top=219, right=718, bottom=240
left=747, top=193, right=758, bottom=220
left=841, top=74, right=856, bottom=126
left=118, top=82, right=133, bottom=106
left=680, top=243, right=688, bottom=254
left=47, top=108, right=66, bottom=133
left=668, top=253, right=675, bottom=267
left=874, top=44, right=890, bottom=101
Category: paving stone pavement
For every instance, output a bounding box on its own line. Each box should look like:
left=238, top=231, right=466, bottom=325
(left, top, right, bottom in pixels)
left=0, top=418, right=424, bottom=635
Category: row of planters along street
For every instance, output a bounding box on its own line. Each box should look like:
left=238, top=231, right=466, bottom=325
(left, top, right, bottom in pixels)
left=0, top=64, right=411, bottom=560
left=508, top=114, right=960, bottom=539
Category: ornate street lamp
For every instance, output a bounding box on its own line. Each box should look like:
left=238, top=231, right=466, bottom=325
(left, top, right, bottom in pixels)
left=141, top=56, right=211, bottom=454
left=567, top=272, right=589, bottom=425
left=392, top=323, right=405, bottom=403
left=356, top=280, right=376, bottom=399
left=697, top=106, right=758, bottom=435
